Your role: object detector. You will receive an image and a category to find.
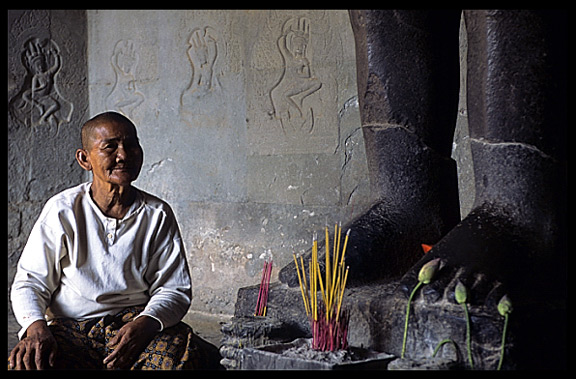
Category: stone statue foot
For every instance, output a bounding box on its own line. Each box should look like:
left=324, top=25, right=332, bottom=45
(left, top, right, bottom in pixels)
left=392, top=203, right=566, bottom=369
left=280, top=126, right=462, bottom=288
left=279, top=199, right=449, bottom=288
left=399, top=202, right=565, bottom=306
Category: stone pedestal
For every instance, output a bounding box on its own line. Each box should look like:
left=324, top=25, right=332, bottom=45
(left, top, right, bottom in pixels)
left=228, top=279, right=567, bottom=370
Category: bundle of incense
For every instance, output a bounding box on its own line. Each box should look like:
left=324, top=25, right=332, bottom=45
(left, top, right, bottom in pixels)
left=293, top=224, right=351, bottom=351
left=254, top=259, right=273, bottom=317
left=312, top=307, right=350, bottom=351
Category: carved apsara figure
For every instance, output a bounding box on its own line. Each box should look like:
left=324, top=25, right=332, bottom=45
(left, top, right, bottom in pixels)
left=10, top=38, right=73, bottom=129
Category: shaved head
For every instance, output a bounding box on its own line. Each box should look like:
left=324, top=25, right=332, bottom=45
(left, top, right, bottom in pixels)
left=76, top=111, right=143, bottom=189
left=81, top=112, right=137, bottom=149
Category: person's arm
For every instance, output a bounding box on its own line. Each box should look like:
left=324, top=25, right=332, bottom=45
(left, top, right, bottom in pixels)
left=137, top=209, right=192, bottom=330
left=103, top=206, right=191, bottom=369
left=139, top=244, right=191, bottom=330
left=11, top=208, right=64, bottom=339
left=9, top=202, right=65, bottom=369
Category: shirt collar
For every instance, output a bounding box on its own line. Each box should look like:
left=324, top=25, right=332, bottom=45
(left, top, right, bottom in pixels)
left=83, top=182, right=145, bottom=222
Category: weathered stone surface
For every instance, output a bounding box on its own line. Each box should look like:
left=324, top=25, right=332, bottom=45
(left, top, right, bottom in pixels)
left=279, top=126, right=461, bottom=287
left=388, top=357, right=459, bottom=370
left=86, top=10, right=372, bottom=316
left=7, top=9, right=88, bottom=355
left=9, top=11, right=476, bottom=333
left=232, top=275, right=566, bottom=369
left=464, top=10, right=566, bottom=161
left=349, top=10, right=461, bottom=158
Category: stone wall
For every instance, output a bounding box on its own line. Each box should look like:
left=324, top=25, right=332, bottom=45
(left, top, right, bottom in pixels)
left=86, top=10, right=374, bottom=316
left=8, top=9, right=88, bottom=352
left=8, top=10, right=473, bottom=340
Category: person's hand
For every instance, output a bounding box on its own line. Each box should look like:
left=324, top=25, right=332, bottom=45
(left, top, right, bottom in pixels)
left=9, top=320, right=57, bottom=370
left=103, top=316, right=160, bottom=369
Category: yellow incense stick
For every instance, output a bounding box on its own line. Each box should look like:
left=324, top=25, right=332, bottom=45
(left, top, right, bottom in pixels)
left=339, top=229, right=350, bottom=268
left=295, top=227, right=351, bottom=332
left=300, top=255, right=309, bottom=313
left=333, top=224, right=342, bottom=284
left=317, top=273, right=328, bottom=321
left=331, top=224, right=337, bottom=292
left=294, top=254, right=310, bottom=315
left=334, top=263, right=343, bottom=312
left=329, top=224, right=343, bottom=312
left=336, top=266, right=349, bottom=321
left=310, top=261, right=315, bottom=320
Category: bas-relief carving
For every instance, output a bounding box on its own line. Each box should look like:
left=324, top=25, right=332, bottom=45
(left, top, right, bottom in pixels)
left=270, top=17, right=322, bottom=135
left=179, top=26, right=226, bottom=127
left=9, top=37, right=73, bottom=129
left=246, top=13, right=340, bottom=156
left=182, top=27, right=220, bottom=100
left=107, top=39, right=145, bottom=118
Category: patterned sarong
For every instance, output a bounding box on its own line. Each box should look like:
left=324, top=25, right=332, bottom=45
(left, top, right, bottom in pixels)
left=8, top=306, right=221, bottom=370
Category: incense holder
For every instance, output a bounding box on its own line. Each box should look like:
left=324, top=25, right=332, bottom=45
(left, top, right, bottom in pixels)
left=239, top=338, right=394, bottom=370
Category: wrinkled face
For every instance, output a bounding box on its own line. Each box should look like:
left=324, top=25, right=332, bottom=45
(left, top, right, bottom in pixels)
left=79, top=121, right=143, bottom=187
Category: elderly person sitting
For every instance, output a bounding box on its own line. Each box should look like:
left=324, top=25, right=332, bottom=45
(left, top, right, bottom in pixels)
left=9, top=112, right=217, bottom=370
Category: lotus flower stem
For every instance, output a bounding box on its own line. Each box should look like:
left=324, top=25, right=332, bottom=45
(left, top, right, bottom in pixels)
left=432, top=338, right=458, bottom=358
left=401, top=258, right=441, bottom=359
left=455, top=280, right=473, bottom=369
left=401, top=280, right=423, bottom=359
left=497, top=313, right=509, bottom=370
left=496, top=295, right=512, bottom=370
left=462, top=302, right=474, bottom=369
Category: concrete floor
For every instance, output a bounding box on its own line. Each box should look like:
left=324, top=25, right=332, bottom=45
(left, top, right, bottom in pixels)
left=184, top=311, right=231, bottom=348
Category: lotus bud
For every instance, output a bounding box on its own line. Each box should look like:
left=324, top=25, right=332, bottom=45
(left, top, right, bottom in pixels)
left=418, top=258, right=441, bottom=284
left=497, top=295, right=513, bottom=317
left=497, top=294, right=512, bottom=370
left=455, top=280, right=468, bottom=304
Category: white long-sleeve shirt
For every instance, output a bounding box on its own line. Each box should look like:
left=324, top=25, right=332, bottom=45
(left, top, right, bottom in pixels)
left=11, top=182, right=192, bottom=339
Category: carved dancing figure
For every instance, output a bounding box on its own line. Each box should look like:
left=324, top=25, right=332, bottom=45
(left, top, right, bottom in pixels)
left=107, top=40, right=144, bottom=118
left=270, top=17, right=322, bottom=134
left=10, top=38, right=73, bottom=128
left=181, top=27, right=218, bottom=103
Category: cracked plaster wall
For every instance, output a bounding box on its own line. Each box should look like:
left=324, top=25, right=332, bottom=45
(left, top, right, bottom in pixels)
left=8, top=10, right=473, bottom=329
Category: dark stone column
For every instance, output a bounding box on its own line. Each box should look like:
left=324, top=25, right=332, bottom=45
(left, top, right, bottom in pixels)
left=350, top=10, right=462, bottom=157
left=396, top=10, right=567, bottom=368
left=464, top=10, right=566, bottom=160
left=279, top=10, right=463, bottom=286
left=239, top=10, right=566, bottom=369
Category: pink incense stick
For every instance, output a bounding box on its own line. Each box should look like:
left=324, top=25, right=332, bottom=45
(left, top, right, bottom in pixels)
left=255, top=260, right=273, bottom=316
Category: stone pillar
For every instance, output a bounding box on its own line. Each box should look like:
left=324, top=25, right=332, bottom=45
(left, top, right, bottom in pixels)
left=391, top=10, right=567, bottom=369
left=329, top=11, right=462, bottom=283
left=464, top=10, right=566, bottom=251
